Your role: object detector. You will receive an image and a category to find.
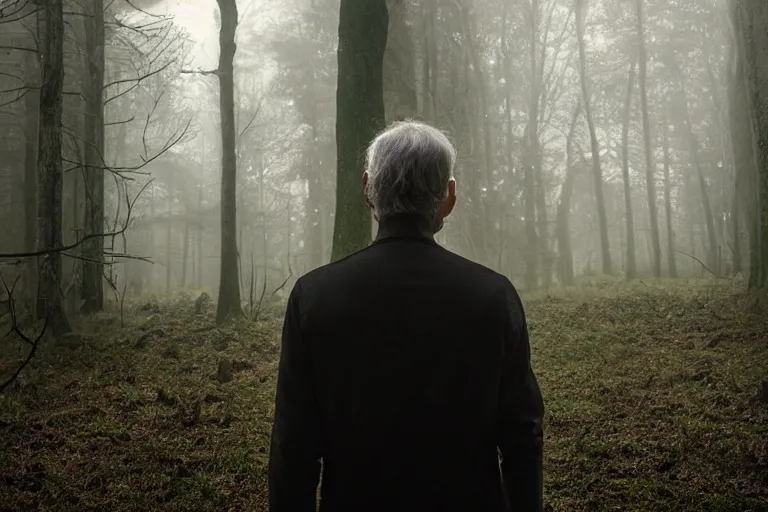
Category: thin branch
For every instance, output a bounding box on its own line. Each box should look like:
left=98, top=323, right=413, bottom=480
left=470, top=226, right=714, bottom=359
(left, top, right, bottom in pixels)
left=674, top=249, right=728, bottom=280
left=105, top=116, right=135, bottom=126
left=121, top=0, right=167, bottom=18
left=0, top=274, right=48, bottom=395
left=180, top=68, right=218, bottom=76
left=102, top=60, right=173, bottom=90
left=237, top=100, right=263, bottom=146
left=0, top=179, right=153, bottom=260
left=0, top=45, right=37, bottom=53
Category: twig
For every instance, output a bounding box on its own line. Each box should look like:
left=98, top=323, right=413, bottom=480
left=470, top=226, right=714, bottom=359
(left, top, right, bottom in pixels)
left=674, top=249, right=729, bottom=280
left=0, top=274, right=48, bottom=395
left=0, top=179, right=153, bottom=259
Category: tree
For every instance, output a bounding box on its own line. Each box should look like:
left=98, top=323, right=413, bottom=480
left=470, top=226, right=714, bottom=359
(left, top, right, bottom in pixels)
left=575, top=0, right=612, bottom=275
left=215, top=0, right=243, bottom=323
left=383, top=0, right=417, bottom=123
left=81, top=0, right=106, bottom=312
left=556, top=100, right=581, bottom=286
left=36, top=0, right=71, bottom=335
left=621, top=52, right=637, bottom=279
left=330, top=0, right=388, bottom=262
left=635, top=0, right=662, bottom=278
left=733, top=0, right=768, bottom=289
left=662, top=113, right=678, bottom=277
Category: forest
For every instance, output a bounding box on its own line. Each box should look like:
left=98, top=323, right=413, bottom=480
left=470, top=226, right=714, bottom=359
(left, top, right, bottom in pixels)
left=0, top=0, right=767, bottom=510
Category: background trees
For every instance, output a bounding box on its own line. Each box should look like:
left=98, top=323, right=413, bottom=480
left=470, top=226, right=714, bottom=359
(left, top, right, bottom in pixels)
left=0, top=0, right=765, bottom=327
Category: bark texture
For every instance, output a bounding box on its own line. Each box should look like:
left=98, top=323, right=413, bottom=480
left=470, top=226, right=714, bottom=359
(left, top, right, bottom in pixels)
left=36, top=0, right=71, bottom=335
left=331, top=0, right=388, bottom=262
left=215, top=0, right=243, bottom=323
left=82, top=0, right=105, bottom=312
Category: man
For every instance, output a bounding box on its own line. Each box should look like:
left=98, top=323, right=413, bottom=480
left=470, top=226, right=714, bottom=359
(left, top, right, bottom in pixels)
left=269, top=121, right=544, bottom=512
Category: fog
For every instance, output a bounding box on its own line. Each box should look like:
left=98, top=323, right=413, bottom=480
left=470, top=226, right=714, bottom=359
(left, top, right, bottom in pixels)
left=1, top=1, right=768, bottom=509
left=0, top=0, right=753, bottom=312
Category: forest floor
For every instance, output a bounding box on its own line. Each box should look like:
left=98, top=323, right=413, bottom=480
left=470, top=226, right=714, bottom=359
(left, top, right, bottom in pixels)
left=0, top=281, right=767, bottom=511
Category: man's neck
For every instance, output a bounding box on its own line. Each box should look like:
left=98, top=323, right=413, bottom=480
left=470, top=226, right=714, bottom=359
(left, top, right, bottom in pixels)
left=374, top=213, right=436, bottom=242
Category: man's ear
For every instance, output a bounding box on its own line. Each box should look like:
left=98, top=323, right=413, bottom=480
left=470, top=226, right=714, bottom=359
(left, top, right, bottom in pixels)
left=362, top=172, right=374, bottom=211
left=440, top=179, right=457, bottom=219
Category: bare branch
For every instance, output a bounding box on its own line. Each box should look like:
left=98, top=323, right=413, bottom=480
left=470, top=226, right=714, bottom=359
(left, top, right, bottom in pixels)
left=0, top=274, right=48, bottom=395
left=237, top=100, right=263, bottom=146
left=63, top=118, right=192, bottom=176
left=121, top=0, right=168, bottom=18
left=103, top=60, right=173, bottom=90
left=0, top=179, right=154, bottom=260
left=674, top=250, right=729, bottom=280
left=105, top=116, right=136, bottom=126
left=181, top=68, right=218, bottom=76
left=0, top=44, right=37, bottom=53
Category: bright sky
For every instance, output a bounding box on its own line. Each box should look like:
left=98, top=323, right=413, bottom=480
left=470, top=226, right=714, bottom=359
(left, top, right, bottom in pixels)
left=156, top=0, right=219, bottom=68
left=159, top=0, right=272, bottom=69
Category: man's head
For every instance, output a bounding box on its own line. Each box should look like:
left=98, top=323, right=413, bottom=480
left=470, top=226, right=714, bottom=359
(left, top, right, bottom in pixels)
left=362, top=121, right=457, bottom=232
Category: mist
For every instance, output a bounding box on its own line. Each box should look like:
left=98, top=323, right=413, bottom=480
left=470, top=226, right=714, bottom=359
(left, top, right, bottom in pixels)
left=0, top=0, right=767, bottom=509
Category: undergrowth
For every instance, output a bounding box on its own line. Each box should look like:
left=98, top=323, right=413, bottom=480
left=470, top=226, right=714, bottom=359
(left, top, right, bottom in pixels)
left=0, top=282, right=766, bottom=511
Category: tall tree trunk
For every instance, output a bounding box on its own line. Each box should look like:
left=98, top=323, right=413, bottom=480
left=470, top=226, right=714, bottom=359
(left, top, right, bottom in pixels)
left=662, top=116, right=678, bottom=277
left=197, top=141, right=205, bottom=289
left=81, top=0, right=105, bottom=312
left=575, top=0, right=612, bottom=275
left=331, top=0, right=388, bottom=262
left=181, top=214, right=190, bottom=288
left=215, top=0, right=243, bottom=322
left=728, top=3, right=754, bottom=279
left=166, top=191, right=172, bottom=295
left=36, top=0, right=71, bottom=335
left=680, top=93, right=719, bottom=273
left=556, top=101, right=581, bottom=286
left=733, top=0, right=768, bottom=289
left=635, top=0, right=662, bottom=278
left=23, top=55, right=39, bottom=308
left=420, top=0, right=438, bottom=121
left=305, top=122, right=324, bottom=271
left=621, top=53, right=637, bottom=279
left=384, top=0, right=417, bottom=123
left=522, top=0, right=540, bottom=290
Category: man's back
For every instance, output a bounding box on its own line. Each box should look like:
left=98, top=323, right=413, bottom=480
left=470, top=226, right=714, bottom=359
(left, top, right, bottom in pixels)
left=269, top=214, right=544, bottom=512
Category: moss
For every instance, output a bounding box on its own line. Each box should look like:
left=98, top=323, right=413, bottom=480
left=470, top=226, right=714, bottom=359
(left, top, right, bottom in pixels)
left=0, top=284, right=766, bottom=511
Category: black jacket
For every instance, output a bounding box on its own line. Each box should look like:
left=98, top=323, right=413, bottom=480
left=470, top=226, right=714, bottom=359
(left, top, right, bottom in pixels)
left=268, top=213, right=544, bottom=512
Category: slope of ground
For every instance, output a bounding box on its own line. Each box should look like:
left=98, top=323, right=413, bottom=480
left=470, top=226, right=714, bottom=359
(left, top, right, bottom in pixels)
left=0, top=282, right=766, bottom=511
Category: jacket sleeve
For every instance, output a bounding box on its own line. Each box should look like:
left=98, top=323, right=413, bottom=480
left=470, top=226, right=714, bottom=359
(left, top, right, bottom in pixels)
left=268, top=279, right=322, bottom=512
left=498, top=280, right=545, bottom=512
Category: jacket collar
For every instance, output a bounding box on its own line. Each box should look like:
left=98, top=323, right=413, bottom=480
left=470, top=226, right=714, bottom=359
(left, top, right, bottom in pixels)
left=374, top=213, right=436, bottom=243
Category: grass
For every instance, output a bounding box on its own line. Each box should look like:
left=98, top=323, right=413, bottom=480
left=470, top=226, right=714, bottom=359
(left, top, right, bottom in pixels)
left=1, top=282, right=767, bottom=511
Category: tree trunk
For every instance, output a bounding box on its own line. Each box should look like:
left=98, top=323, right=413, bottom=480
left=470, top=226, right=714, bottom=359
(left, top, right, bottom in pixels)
left=420, top=0, right=438, bottom=121
left=728, top=4, right=754, bottom=278
left=575, top=0, right=612, bottom=275
left=181, top=215, right=189, bottom=288
left=662, top=116, right=678, bottom=277
left=556, top=101, right=581, bottom=286
left=215, top=0, right=243, bottom=322
left=81, top=0, right=105, bottom=312
left=621, top=52, right=637, bottom=279
left=36, top=0, right=71, bottom=336
left=734, top=0, right=768, bottom=289
left=680, top=95, right=719, bottom=273
left=635, top=0, right=662, bottom=278
left=521, top=0, right=540, bottom=290
left=384, top=0, right=417, bottom=123
left=331, top=0, right=388, bottom=262
left=166, top=191, right=172, bottom=295
left=23, top=55, right=39, bottom=308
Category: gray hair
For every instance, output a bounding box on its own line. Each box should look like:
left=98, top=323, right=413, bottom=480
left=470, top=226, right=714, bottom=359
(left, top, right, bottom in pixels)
left=365, top=120, right=456, bottom=221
